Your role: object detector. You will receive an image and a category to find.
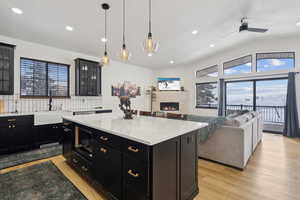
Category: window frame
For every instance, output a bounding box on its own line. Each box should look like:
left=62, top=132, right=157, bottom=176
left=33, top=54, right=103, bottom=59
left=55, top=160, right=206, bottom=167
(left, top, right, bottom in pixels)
left=223, top=54, right=252, bottom=75
left=255, top=52, right=295, bottom=73
left=195, top=65, right=218, bottom=79
left=195, top=82, right=218, bottom=109
left=20, top=57, right=70, bottom=98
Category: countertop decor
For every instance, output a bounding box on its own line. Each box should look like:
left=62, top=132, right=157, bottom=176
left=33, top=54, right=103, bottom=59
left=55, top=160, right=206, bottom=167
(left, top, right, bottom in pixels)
left=112, top=81, right=141, bottom=119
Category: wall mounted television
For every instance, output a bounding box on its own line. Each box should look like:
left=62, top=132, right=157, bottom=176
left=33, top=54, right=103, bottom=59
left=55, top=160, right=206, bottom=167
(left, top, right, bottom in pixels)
left=158, top=78, right=181, bottom=91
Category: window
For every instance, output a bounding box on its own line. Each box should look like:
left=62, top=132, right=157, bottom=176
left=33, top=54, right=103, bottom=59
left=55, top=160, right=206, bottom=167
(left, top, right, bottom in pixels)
left=225, top=78, right=288, bottom=133
left=196, top=65, right=218, bottom=78
left=256, top=52, right=295, bottom=72
left=226, top=81, right=254, bottom=109
left=196, top=82, right=218, bottom=109
left=223, top=55, right=252, bottom=75
left=20, top=58, right=69, bottom=97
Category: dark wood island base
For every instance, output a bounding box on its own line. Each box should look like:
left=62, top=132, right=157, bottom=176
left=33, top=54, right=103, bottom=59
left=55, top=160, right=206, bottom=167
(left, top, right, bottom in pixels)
left=62, top=120, right=199, bottom=200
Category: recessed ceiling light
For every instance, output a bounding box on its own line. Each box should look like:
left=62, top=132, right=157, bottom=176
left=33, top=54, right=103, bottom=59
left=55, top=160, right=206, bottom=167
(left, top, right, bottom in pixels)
left=296, top=22, right=300, bottom=26
left=65, top=26, right=74, bottom=31
left=169, top=60, right=174, bottom=64
left=147, top=53, right=153, bottom=57
left=11, top=8, right=23, bottom=15
left=192, top=30, right=198, bottom=35
left=210, top=44, right=215, bottom=48
left=101, top=37, right=108, bottom=43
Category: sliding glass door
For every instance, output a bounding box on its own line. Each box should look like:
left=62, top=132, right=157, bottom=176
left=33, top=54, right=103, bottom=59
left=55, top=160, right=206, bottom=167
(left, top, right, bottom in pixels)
left=225, top=78, right=288, bottom=133
left=256, top=79, right=288, bottom=133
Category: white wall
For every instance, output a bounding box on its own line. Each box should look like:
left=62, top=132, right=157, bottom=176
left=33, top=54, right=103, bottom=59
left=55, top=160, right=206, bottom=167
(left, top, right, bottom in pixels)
left=0, top=34, right=154, bottom=114
left=154, top=35, right=300, bottom=119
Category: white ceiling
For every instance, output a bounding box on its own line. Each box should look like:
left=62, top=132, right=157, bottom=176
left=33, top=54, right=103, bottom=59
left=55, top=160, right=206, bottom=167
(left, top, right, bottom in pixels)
left=0, top=0, right=300, bottom=68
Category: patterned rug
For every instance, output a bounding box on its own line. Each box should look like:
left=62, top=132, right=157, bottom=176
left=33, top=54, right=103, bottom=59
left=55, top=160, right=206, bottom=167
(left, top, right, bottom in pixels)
left=0, top=144, right=62, bottom=170
left=0, top=161, right=87, bottom=200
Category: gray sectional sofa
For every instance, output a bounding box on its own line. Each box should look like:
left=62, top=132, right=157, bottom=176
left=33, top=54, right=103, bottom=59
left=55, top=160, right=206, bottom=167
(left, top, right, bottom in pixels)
left=186, top=111, right=263, bottom=170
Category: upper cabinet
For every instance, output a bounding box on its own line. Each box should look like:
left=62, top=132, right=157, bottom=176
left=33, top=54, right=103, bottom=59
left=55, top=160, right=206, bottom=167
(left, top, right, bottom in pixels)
left=75, top=58, right=102, bottom=96
left=0, top=43, right=15, bottom=95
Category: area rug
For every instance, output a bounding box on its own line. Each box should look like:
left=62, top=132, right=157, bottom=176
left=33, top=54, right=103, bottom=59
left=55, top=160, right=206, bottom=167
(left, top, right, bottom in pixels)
left=0, top=144, right=62, bottom=170
left=0, top=161, right=87, bottom=200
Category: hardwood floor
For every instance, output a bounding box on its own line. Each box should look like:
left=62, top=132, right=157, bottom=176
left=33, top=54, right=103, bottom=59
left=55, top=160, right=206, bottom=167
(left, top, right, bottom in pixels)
left=0, top=133, right=299, bottom=200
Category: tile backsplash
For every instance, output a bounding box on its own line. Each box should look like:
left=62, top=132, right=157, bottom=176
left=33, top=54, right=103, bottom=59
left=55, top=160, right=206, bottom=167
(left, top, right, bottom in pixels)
left=0, top=95, right=103, bottom=113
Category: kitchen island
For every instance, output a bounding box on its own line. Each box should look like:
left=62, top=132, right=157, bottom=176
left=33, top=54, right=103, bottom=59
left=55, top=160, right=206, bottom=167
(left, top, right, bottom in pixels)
left=62, top=113, right=208, bottom=200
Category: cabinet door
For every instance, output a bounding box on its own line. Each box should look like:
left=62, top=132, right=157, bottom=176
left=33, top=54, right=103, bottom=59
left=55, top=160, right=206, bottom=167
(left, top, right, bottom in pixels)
left=0, top=127, right=12, bottom=154
left=37, top=124, right=61, bottom=145
left=75, top=58, right=101, bottom=96
left=0, top=44, right=14, bottom=95
left=180, top=132, right=198, bottom=200
left=13, top=125, right=35, bottom=149
left=93, top=141, right=122, bottom=200
left=123, top=155, right=149, bottom=200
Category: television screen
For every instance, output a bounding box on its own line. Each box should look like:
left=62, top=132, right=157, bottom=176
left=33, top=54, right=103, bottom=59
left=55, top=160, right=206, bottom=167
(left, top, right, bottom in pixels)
left=158, top=78, right=181, bottom=91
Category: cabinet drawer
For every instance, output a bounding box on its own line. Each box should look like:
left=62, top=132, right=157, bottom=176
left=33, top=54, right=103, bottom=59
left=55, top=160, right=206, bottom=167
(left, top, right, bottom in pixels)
left=69, top=152, right=92, bottom=177
left=123, top=139, right=150, bottom=163
left=0, top=115, right=34, bottom=128
left=94, top=130, right=122, bottom=150
left=124, top=155, right=150, bottom=197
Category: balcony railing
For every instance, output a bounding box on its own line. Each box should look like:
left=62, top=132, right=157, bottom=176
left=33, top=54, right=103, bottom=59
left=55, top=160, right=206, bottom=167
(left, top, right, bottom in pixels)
left=226, top=104, right=286, bottom=124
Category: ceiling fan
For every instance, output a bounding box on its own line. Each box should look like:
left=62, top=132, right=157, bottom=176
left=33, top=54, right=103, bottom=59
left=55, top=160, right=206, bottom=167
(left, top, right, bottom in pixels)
left=239, top=17, right=268, bottom=33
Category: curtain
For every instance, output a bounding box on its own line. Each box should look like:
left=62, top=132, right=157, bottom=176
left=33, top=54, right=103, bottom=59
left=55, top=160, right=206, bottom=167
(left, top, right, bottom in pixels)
left=283, top=72, right=300, bottom=137
left=218, top=79, right=225, bottom=116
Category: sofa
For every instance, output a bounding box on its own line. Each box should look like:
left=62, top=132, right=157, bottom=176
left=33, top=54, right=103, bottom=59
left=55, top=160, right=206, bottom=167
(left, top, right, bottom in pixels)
left=186, top=111, right=263, bottom=170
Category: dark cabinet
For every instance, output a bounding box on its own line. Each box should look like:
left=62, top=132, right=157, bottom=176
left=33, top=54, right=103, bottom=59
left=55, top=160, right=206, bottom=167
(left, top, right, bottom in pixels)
left=93, top=141, right=123, bottom=200
left=123, top=155, right=149, bottom=200
left=75, top=58, right=101, bottom=96
left=0, top=115, right=34, bottom=154
left=0, top=126, right=12, bottom=154
left=36, top=124, right=62, bottom=145
left=63, top=120, right=199, bottom=200
left=0, top=43, right=15, bottom=95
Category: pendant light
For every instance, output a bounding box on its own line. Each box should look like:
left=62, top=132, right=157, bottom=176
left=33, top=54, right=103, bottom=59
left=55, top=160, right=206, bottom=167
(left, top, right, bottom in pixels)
left=101, top=3, right=110, bottom=65
left=142, top=0, right=159, bottom=56
left=119, top=0, right=131, bottom=61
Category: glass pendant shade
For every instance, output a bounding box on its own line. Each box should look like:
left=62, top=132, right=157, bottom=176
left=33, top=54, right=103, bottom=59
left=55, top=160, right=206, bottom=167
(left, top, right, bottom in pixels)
left=120, top=44, right=131, bottom=61
left=101, top=52, right=110, bottom=65
left=143, top=33, right=159, bottom=55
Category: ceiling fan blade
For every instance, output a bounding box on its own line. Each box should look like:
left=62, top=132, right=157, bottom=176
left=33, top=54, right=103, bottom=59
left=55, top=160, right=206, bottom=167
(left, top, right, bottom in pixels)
left=247, top=27, right=268, bottom=33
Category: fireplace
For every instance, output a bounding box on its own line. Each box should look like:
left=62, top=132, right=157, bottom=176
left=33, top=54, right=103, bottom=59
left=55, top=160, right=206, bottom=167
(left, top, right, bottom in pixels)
left=160, top=102, right=179, bottom=111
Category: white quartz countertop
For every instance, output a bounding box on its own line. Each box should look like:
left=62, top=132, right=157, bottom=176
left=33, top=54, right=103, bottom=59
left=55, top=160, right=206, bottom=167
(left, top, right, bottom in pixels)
left=62, top=113, right=208, bottom=146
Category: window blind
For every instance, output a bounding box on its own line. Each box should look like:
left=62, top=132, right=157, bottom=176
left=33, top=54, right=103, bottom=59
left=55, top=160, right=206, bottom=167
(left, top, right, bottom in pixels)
left=196, top=65, right=218, bottom=78
left=257, top=52, right=294, bottom=60
left=20, top=58, right=69, bottom=97
left=223, top=55, right=252, bottom=70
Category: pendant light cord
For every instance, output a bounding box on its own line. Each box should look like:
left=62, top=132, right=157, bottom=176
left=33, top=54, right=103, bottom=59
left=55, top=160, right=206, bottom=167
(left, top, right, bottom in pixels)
left=149, top=0, right=152, bottom=33
left=104, top=9, right=107, bottom=53
left=123, top=0, right=126, bottom=46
